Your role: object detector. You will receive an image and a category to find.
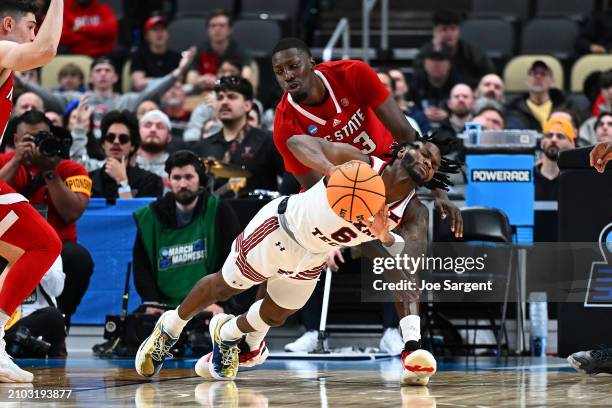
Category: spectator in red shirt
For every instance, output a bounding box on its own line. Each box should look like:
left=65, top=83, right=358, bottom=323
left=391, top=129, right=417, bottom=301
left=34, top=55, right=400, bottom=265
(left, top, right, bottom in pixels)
left=0, top=111, right=94, bottom=330
left=186, top=10, right=253, bottom=92
left=60, top=0, right=118, bottom=57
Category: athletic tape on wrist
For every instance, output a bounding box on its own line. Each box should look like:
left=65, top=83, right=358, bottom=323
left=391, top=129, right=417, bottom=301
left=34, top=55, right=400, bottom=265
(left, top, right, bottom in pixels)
left=246, top=299, right=270, bottom=332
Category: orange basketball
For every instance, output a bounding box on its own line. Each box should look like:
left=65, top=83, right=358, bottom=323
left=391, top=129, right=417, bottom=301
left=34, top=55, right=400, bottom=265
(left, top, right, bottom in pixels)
left=326, top=160, right=386, bottom=222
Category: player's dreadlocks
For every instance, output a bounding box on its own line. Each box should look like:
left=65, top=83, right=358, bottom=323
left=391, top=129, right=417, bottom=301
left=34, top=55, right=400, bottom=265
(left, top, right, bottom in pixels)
left=386, top=132, right=462, bottom=191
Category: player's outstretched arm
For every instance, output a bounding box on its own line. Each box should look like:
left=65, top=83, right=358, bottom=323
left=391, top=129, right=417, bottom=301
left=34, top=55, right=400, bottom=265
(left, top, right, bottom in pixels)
left=0, top=0, right=63, bottom=71
left=373, top=96, right=418, bottom=144
left=590, top=141, right=612, bottom=173
left=287, top=135, right=369, bottom=176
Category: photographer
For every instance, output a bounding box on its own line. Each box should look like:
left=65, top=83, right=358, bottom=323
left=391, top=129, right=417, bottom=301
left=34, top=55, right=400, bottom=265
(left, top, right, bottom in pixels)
left=5, top=257, right=67, bottom=358
left=0, top=111, right=94, bottom=330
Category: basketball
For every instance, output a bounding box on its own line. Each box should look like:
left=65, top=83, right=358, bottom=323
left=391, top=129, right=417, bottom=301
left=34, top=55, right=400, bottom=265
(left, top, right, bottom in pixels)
left=326, top=160, right=386, bottom=222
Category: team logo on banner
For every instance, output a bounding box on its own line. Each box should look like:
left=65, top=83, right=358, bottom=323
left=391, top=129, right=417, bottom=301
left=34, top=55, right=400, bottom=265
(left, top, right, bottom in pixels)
left=585, top=223, right=612, bottom=307
left=308, top=124, right=318, bottom=135
left=471, top=169, right=531, bottom=182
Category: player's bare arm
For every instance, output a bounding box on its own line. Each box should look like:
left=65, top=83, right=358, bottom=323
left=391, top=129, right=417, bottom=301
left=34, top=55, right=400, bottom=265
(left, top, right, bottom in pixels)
left=0, top=0, right=63, bottom=72
left=373, top=95, right=418, bottom=144
left=590, top=141, right=612, bottom=173
left=286, top=134, right=369, bottom=176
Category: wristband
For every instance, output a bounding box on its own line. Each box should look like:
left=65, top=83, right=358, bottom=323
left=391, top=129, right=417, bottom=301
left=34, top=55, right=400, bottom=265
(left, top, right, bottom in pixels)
left=118, top=181, right=131, bottom=194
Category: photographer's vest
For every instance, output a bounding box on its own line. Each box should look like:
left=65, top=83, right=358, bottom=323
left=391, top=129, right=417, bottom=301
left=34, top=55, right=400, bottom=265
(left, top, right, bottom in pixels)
left=134, top=196, right=219, bottom=307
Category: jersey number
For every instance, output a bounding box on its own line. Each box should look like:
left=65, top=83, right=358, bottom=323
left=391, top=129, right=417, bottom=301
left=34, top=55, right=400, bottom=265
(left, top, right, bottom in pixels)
left=330, top=227, right=358, bottom=243
left=353, top=131, right=376, bottom=154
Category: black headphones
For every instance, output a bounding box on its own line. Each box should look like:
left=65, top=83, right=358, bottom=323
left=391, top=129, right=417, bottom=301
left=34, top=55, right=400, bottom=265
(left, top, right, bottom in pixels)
left=164, top=150, right=208, bottom=186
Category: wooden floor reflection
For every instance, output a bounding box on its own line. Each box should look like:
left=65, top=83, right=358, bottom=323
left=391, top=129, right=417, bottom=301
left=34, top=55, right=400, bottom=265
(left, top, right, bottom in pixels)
left=0, top=358, right=610, bottom=407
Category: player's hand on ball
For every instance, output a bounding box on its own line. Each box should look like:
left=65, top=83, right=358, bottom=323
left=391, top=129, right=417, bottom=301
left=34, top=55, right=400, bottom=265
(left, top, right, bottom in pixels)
left=326, top=248, right=345, bottom=272
left=368, top=205, right=392, bottom=243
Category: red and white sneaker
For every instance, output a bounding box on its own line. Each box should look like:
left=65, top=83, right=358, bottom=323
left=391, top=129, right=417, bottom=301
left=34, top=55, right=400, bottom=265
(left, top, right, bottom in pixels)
left=400, top=341, right=436, bottom=386
left=195, top=339, right=269, bottom=378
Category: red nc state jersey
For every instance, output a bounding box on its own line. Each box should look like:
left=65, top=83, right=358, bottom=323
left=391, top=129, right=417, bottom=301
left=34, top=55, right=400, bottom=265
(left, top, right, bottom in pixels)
left=273, top=60, right=396, bottom=175
left=0, top=71, right=13, bottom=143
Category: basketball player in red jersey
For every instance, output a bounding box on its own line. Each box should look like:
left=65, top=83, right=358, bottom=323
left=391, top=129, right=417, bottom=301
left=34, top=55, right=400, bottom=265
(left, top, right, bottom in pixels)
left=0, top=0, right=64, bottom=382
left=271, top=37, right=462, bottom=237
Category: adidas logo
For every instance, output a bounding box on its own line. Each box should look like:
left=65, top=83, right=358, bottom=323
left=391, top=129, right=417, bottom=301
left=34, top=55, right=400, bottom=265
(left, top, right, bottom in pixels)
left=332, top=119, right=342, bottom=127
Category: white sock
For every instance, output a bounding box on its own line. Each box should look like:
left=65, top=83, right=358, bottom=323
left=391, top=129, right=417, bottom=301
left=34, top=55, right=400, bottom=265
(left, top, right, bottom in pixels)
left=245, top=328, right=269, bottom=351
left=400, top=315, right=421, bottom=343
left=162, top=308, right=189, bottom=338
left=219, top=317, right=244, bottom=342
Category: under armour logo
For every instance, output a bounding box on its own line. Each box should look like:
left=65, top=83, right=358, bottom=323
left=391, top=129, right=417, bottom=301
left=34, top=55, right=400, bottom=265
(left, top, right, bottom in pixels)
left=275, top=242, right=286, bottom=251
left=332, top=119, right=342, bottom=127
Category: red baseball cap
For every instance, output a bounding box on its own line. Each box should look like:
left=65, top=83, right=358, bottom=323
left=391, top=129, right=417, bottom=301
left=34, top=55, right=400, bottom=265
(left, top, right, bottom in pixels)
left=144, top=16, right=167, bottom=33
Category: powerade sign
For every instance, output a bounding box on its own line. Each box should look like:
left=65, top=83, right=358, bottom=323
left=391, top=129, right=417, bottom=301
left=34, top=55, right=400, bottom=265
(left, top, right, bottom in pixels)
left=466, top=154, right=535, bottom=243
left=471, top=169, right=532, bottom=182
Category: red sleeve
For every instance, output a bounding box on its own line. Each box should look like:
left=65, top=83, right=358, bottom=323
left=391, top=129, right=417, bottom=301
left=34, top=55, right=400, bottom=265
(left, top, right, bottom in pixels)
left=273, top=108, right=311, bottom=176
left=0, top=153, right=28, bottom=191
left=344, top=60, right=390, bottom=109
left=76, top=6, right=118, bottom=39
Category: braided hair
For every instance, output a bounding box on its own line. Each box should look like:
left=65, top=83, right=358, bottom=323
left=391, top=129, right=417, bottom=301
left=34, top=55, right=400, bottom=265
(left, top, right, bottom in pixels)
left=386, top=132, right=462, bottom=191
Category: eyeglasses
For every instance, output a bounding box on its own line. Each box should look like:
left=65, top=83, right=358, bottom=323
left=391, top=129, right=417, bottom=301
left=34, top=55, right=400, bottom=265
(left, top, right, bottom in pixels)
left=543, top=132, right=568, bottom=141
left=103, top=132, right=131, bottom=144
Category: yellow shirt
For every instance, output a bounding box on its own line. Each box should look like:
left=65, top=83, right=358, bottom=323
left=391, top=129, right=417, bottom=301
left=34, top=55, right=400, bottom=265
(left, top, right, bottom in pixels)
left=526, top=99, right=552, bottom=129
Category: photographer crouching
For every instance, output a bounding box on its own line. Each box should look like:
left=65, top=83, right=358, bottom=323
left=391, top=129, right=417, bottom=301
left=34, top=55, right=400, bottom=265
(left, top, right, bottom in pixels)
left=4, top=257, right=66, bottom=358
left=0, top=110, right=94, bottom=332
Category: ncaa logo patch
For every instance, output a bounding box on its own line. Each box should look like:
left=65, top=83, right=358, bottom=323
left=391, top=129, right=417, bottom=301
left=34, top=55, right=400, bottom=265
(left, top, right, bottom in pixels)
left=308, top=124, right=318, bottom=135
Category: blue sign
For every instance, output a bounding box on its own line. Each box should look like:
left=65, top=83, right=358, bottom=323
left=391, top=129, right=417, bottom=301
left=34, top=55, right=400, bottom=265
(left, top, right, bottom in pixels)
left=466, top=154, right=535, bottom=243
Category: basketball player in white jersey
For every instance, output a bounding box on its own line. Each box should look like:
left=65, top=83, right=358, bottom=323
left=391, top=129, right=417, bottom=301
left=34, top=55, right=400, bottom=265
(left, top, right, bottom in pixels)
left=136, top=132, right=459, bottom=385
left=0, top=0, right=64, bottom=382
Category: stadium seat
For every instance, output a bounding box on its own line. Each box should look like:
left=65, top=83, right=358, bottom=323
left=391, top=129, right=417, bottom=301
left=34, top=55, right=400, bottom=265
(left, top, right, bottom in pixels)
left=167, top=17, right=207, bottom=53
left=240, top=0, right=299, bottom=22
left=460, top=19, right=515, bottom=60
left=520, top=19, right=579, bottom=60
left=175, top=0, right=235, bottom=18
left=535, top=0, right=595, bottom=21
left=570, top=55, right=612, bottom=92
left=470, top=0, right=530, bottom=22
left=41, top=55, right=93, bottom=90
left=232, top=19, right=281, bottom=58
left=503, top=55, right=564, bottom=92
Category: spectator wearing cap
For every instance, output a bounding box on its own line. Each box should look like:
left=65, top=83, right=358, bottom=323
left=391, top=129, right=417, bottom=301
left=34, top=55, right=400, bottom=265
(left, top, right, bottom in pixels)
left=136, top=109, right=174, bottom=184
left=535, top=117, right=576, bottom=201
left=580, top=70, right=612, bottom=145
left=130, top=16, right=182, bottom=92
left=17, top=51, right=196, bottom=139
left=410, top=48, right=461, bottom=124
left=60, top=0, right=118, bottom=58
left=56, top=63, right=86, bottom=93
left=89, top=110, right=163, bottom=199
left=506, top=60, right=566, bottom=131
left=187, top=10, right=254, bottom=92
left=414, top=9, right=495, bottom=87
left=193, top=76, right=284, bottom=194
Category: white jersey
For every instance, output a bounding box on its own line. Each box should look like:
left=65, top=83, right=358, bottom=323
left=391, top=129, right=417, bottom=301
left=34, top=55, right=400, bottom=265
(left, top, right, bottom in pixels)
left=284, top=156, right=415, bottom=253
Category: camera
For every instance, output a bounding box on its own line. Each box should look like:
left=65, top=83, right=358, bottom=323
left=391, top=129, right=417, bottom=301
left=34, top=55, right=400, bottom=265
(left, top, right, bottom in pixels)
left=33, top=130, right=72, bottom=158
left=5, top=326, right=51, bottom=358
